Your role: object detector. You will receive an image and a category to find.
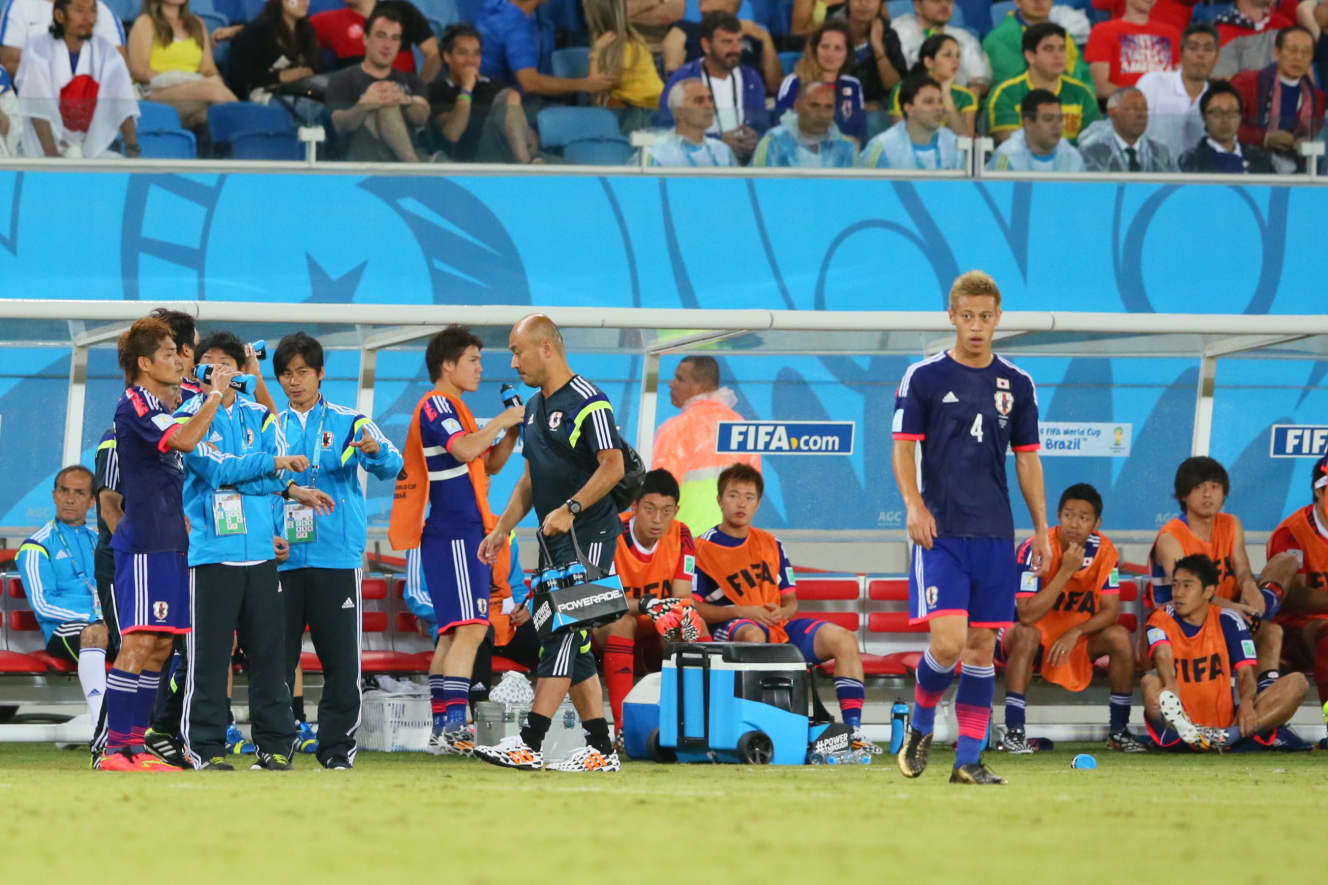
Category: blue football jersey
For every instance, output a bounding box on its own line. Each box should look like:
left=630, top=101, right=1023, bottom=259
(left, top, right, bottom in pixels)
left=111, top=386, right=189, bottom=554
left=893, top=352, right=1040, bottom=540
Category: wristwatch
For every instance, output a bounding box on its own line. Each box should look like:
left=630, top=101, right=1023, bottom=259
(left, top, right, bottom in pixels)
left=564, top=498, right=582, bottom=515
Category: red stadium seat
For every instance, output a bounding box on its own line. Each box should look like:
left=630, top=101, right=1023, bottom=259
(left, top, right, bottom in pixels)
left=819, top=652, right=908, bottom=677
left=1118, top=580, right=1138, bottom=603
left=396, top=612, right=418, bottom=634
left=868, top=611, right=928, bottom=634
left=30, top=651, right=76, bottom=674
left=362, top=611, right=388, bottom=632
left=867, top=578, right=908, bottom=601
left=0, top=651, right=47, bottom=674
left=884, top=651, right=923, bottom=672
left=795, top=576, right=861, bottom=600
left=1118, top=613, right=1138, bottom=632
left=9, top=610, right=39, bottom=631
left=362, top=650, right=425, bottom=673
left=7, top=576, right=25, bottom=597
left=812, top=611, right=859, bottom=631
left=300, top=651, right=322, bottom=673
left=362, top=578, right=388, bottom=600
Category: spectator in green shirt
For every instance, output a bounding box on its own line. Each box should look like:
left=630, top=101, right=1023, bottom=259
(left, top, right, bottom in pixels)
left=983, top=0, right=1092, bottom=89
left=987, top=21, right=1100, bottom=143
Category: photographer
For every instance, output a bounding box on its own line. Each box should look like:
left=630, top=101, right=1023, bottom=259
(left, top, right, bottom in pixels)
left=476, top=314, right=624, bottom=774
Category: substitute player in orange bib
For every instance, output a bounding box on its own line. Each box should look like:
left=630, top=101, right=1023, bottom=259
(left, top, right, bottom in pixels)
left=692, top=463, right=879, bottom=754
left=1268, top=454, right=1328, bottom=732
left=1143, top=554, right=1307, bottom=751
left=597, top=468, right=705, bottom=742
left=997, top=483, right=1145, bottom=753
left=1149, top=456, right=1299, bottom=693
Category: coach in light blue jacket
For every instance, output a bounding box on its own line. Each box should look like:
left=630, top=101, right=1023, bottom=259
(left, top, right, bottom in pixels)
left=269, top=332, right=402, bottom=770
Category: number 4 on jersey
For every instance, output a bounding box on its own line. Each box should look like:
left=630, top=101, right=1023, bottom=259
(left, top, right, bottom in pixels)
left=970, top=413, right=983, bottom=443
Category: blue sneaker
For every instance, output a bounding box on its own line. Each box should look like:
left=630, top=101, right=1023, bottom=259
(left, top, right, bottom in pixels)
left=226, top=723, right=256, bottom=755
left=295, top=721, right=319, bottom=754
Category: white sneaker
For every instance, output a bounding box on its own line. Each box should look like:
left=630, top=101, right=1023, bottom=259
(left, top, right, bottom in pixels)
left=546, top=745, right=620, bottom=772
left=1158, top=690, right=1206, bottom=748
left=475, top=734, right=543, bottom=771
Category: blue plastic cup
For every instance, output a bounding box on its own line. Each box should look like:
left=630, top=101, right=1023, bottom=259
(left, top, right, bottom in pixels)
left=1070, top=753, right=1097, bottom=770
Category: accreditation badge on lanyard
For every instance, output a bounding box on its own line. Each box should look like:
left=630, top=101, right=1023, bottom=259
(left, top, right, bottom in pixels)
left=284, top=500, right=316, bottom=544
left=212, top=490, right=248, bottom=536
left=282, top=403, right=326, bottom=545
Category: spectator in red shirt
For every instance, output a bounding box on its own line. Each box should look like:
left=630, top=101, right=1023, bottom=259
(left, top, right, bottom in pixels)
left=1091, top=0, right=1193, bottom=33
left=1231, top=24, right=1324, bottom=171
left=1085, top=0, right=1180, bottom=97
left=1215, top=0, right=1293, bottom=46
left=311, top=0, right=440, bottom=82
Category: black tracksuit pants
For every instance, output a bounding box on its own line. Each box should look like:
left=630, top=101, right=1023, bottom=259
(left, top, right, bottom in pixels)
left=183, top=562, right=295, bottom=763
left=281, top=566, right=361, bottom=765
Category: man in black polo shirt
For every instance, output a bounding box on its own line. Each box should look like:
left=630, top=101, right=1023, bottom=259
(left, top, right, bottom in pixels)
left=429, top=24, right=536, bottom=163
left=476, top=314, right=624, bottom=774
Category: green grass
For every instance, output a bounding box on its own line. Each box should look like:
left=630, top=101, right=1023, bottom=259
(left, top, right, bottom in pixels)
left=2, top=743, right=1325, bottom=883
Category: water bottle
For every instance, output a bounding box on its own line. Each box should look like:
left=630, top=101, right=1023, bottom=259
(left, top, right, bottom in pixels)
left=825, top=748, right=872, bottom=765
left=195, top=364, right=255, bottom=394
left=249, top=339, right=267, bottom=360
left=563, top=562, right=587, bottom=587
left=542, top=566, right=567, bottom=590
left=500, top=383, right=522, bottom=408
left=889, top=699, right=910, bottom=754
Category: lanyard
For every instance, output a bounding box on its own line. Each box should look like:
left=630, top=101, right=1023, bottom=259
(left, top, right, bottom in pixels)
left=683, top=138, right=719, bottom=166
left=50, top=521, right=94, bottom=589
left=702, top=64, right=741, bottom=131
left=283, top=400, right=328, bottom=489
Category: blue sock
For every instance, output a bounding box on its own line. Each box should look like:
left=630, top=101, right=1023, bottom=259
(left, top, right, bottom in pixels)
left=953, top=663, right=995, bottom=768
left=911, top=650, right=955, bottom=736
left=442, top=677, right=470, bottom=730
left=1260, top=582, right=1283, bottom=619
left=1225, top=724, right=1242, bottom=744
left=1004, top=691, right=1026, bottom=732
left=1109, top=693, right=1132, bottom=733
left=132, top=669, right=160, bottom=752
left=834, top=677, right=865, bottom=730
left=1257, top=670, right=1278, bottom=693
left=429, top=675, right=447, bottom=734
left=105, top=668, right=138, bottom=752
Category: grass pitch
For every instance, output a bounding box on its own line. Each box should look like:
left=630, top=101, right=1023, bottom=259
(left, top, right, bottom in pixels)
left=2, top=742, right=1324, bottom=883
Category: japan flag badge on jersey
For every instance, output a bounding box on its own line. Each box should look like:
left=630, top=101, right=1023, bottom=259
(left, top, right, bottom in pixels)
left=996, top=377, right=1010, bottom=390
left=994, top=390, right=1014, bottom=415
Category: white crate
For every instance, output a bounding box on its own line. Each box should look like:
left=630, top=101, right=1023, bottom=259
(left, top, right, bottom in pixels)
left=358, top=693, right=431, bottom=752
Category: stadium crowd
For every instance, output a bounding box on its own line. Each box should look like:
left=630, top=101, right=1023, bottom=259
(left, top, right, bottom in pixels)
left=0, top=0, right=1325, bottom=169
left=11, top=293, right=1328, bottom=777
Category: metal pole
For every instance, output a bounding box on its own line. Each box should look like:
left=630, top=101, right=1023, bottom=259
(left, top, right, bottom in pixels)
left=356, top=345, right=377, bottom=495
left=1191, top=354, right=1216, bottom=456
left=63, top=345, right=88, bottom=468
left=635, top=352, right=660, bottom=468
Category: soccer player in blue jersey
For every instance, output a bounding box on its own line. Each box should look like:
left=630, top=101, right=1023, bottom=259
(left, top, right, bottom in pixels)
left=892, top=270, right=1051, bottom=785
left=390, top=325, right=525, bottom=756
left=99, top=317, right=240, bottom=772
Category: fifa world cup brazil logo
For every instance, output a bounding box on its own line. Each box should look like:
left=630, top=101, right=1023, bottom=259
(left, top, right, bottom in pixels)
left=1113, top=427, right=1124, bottom=447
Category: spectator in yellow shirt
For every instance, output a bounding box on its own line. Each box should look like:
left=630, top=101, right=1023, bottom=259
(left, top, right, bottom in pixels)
left=586, top=0, right=663, bottom=132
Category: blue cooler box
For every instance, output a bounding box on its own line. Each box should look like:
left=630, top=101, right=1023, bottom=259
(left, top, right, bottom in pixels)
left=621, top=672, right=661, bottom=760
left=657, top=642, right=810, bottom=765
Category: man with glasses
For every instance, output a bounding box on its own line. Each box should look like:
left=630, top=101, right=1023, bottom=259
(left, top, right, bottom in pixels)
left=1179, top=79, right=1276, bottom=172
left=326, top=5, right=429, bottom=162
left=1231, top=25, right=1325, bottom=172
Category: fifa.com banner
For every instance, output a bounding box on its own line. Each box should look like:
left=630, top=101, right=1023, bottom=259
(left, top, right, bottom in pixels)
left=1269, top=425, right=1328, bottom=458
left=717, top=422, right=855, bottom=456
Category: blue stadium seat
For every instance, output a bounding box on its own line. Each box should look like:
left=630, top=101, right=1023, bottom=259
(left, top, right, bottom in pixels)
left=209, top=0, right=247, bottom=23
left=536, top=106, right=618, bottom=148
left=140, top=129, right=199, bottom=158
left=779, top=50, right=799, bottom=76
left=415, top=0, right=461, bottom=33
left=886, top=0, right=912, bottom=20
left=1192, top=2, right=1233, bottom=23
left=551, top=46, right=589, bottom=79
left=683, top=0, right=755, bottom=20
left=769, top=0, right=793, bottom=35
left=231, top=131, right=303, bottom=159
left=137, top=100, right=182, bottom=131
left=989, top=0, right=1014, bottom=30
left=208, top=102, right=296, bottom=155
left=456, top=0, right=483, bottom=24
left=101, top=0, right=136, bottom=26
left=237, top=0, right=265, bottom=23
left=563, top=135, right=633, bottom=165
left=307, top=0, right=341, bottom=14
left=198, top=10, right=229, bottom=37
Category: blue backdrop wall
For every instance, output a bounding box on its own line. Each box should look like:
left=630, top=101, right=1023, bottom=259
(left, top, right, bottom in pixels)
left=0, top=170, right=1324, bottom=540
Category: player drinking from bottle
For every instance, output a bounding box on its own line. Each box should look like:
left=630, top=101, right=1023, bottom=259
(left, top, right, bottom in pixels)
left=892, top=269, right=1049, bottom=785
